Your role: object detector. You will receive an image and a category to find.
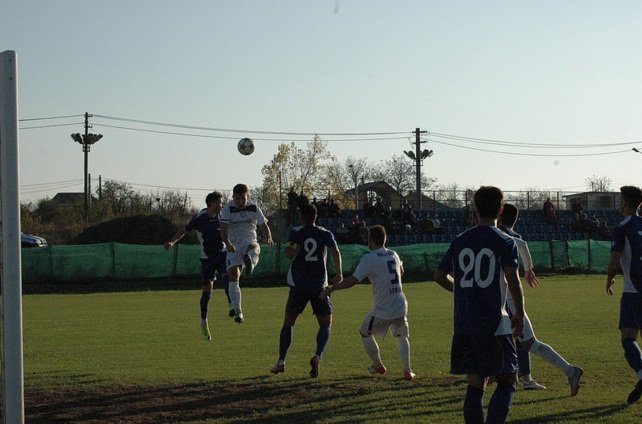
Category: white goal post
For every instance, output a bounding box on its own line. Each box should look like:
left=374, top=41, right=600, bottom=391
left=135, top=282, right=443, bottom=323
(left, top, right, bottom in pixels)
left=0, top=50, right=25, bottom=423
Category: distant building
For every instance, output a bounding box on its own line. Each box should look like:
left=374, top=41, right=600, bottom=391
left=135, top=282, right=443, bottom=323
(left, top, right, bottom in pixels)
left=52, top=192, right=96, bottom=208
left=563, top=191, right=620, bottom=210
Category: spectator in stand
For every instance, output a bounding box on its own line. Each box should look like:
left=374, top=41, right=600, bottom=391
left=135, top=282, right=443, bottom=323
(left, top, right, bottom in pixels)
left=287, top=187, right=298, bottom=225
left=363, top=197, right=375, bottom=219
left=297, top=191, right=309, bottom=210
left=543, top=198, right=557, bottom=225
left=334, top=221, right=350, bottom=244
left=374, top=196, right=386, bottom=217
left=420, top=216, right=434, bottom=234
left=328, top=198, right=341, bottom=217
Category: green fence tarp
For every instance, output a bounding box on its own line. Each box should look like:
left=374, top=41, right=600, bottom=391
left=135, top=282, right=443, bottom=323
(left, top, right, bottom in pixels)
left=21, top=239, right=612, bottom=284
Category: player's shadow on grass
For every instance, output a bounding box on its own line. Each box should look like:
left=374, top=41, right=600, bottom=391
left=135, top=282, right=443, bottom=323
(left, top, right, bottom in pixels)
left=24, top=374, right=631, bottom=423
left=24, top=374, right=465, bottom=423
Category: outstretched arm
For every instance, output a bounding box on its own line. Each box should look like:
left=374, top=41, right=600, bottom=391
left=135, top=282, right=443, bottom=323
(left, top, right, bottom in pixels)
left=164, top=228, right=187, bottom=250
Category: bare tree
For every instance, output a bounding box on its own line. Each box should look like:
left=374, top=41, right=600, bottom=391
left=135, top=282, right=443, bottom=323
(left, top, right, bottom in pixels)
left=585, top=175, right=613, bottom=192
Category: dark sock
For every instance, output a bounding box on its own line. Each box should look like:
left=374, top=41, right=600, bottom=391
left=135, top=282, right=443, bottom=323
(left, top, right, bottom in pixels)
left=200, top=291, right=211, bottom=320
left=517, top=343, right=531, bottom=376
left=463, top=385, right=484, bottom=424
left=223, top=274, right=231, bottom=306
left=315, top=325, right=331, bottom=358
left=279, top=325, right=293, bottom=362
left=486, top=380, right=515, bottom=424
left=622, top=338, right=642, bottom=372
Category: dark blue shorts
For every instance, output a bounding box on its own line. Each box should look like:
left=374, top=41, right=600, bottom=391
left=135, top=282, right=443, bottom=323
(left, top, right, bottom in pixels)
left=285, top=286, right=333, bottom=317
left=200, top=252, right=227, bottom=284
left=450, top=332, right=518, bottom=377
left=619, top=292, right=642, bottom=329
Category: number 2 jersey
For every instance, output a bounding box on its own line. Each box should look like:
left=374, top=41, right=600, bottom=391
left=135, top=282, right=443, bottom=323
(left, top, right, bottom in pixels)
left=286, top=224, right=338, bottom=290
left=352, top=247, right=407, bottom=320
left=437, top=225, right=519, bottom=337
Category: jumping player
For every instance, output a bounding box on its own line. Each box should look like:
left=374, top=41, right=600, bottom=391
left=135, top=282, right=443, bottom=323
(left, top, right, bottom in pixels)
left=164, top=191, right=229, bottom=341
left=270, top=204, right=343, bottom=378
left=220, top=183, right=273, bottom=323
left=499, top=203, right=583, bottom=395
left=323, top=225, right=415, bottom=380
left=606, top=185, right=642, bottom=403
left=434, top=186, right=525, bottom=424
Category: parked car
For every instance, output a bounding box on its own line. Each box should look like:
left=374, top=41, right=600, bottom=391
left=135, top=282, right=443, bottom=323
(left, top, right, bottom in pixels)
left=21, top=233, right=48, bottom=248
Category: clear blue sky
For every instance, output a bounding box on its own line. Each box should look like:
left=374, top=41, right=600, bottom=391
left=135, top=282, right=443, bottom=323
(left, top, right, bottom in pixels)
left=3, top=0, right=641, bottom=206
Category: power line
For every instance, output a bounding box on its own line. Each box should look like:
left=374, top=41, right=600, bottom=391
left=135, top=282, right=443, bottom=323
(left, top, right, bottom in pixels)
left=92, top=114, right=410, bottom=137
left=428, top=138, right=630, bottom=157
left=428, top=131, right=641, bottom=148
left=94, top=123, right=410, bottom=142
left=19, top=114, right=83, bottom=122
left=20, top=122, right=83, bottom=130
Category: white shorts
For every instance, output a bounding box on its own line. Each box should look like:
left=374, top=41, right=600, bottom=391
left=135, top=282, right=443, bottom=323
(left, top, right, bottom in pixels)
left=226, top=242, right=261, bottom=271
left=359, top=313, right=409, bottom=339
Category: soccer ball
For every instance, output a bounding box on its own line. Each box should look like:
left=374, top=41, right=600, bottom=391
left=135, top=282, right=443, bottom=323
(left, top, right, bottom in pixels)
left=237, top=138, right=255, bottom=155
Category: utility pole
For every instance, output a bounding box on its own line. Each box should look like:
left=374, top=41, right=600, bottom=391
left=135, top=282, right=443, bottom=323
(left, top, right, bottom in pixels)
left=71, top=112, right=103, bottom=222
left=403, top=128, right=431, bottom=211
left=414, top=128, right=422, bottom=210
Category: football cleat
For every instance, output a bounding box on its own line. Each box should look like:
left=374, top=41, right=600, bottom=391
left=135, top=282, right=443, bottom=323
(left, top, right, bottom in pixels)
left=271, top=363, right=285, bottom=374
left=228, top=309, right=236, bottom=318
left=568, top=366, right=584, bottom=397
left=403, top=370, right=416, bottom=381
left=523, top=379, right=546, bottom=390
left=200, top=319, right=211, bottom=341
left=628, top=379, right=642, bottom=404
left=368, top=363, right=387, bottom=375
left=309, top=356, right=320, bottom=378
left=243, top=254, right=254, bottom=276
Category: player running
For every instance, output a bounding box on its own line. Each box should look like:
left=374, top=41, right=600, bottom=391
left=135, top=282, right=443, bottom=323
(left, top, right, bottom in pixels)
left=270, top=204, right=343, bottom=378
left=323, top=225, right=415, bottom=380
left=164, top=191, right=229, bottom=341
left=434, top=186, right=525, bottom=424
left=220, top=183, right=273, bottom=323
left=606, top=185, right=642, bottom=403
left=499, top=203, right=583, bottom=395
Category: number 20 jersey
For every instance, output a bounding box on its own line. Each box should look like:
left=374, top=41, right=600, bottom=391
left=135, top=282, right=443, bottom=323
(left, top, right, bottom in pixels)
left=287, top=224, right=338, bottom=290
left=438, top=225, right=519, bottom=337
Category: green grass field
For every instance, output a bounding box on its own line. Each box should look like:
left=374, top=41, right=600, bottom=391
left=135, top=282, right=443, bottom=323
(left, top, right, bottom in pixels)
left=21, top=275, right=642, bottom=423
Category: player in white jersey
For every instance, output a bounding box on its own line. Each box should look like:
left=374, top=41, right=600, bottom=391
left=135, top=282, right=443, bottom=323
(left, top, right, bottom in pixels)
left=220, top=184, right=273, bottom=323
left=499, top=204, right=583, bottom=396
left=323, top=225, right=415, bottom=380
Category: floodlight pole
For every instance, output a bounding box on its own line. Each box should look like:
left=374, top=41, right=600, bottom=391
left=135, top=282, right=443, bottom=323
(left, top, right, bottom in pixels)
left=71, top=113, right=102, bottom=222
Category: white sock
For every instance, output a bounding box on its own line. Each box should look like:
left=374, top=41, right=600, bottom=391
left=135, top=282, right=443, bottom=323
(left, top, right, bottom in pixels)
left=530, top=340, right=572, bottom=375
left=396, top=336, right=412, bottom=371
left=228, top=280, right=242, bottom=312
left=362, top=335, right=382, bottom=365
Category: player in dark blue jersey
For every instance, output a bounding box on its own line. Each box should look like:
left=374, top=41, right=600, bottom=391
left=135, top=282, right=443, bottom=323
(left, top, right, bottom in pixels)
left=606, top=185, right=642, bottom=403
left=164, top=191, right=229, bottom=341
left=270, top=204, right=343, bottom=378
left=435, top=186, right=525, bottom=424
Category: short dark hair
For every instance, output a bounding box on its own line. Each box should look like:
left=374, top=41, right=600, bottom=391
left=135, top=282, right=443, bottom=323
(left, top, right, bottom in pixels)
left=620, top=186, right=642, bottom=210
left=205, top=191, right=223, bottom=206
left=368, top=225, right=386, bottom=246
left=474, top=186, right=504, bottom=219
left=233, top=184, right=248, bottom=195
left=299, top=204, right=317, bottom=222
left=500, top=203, right=519, bottom=227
